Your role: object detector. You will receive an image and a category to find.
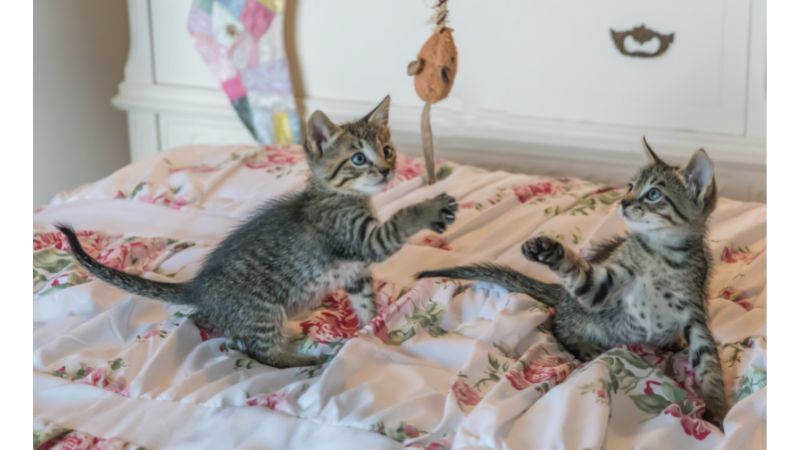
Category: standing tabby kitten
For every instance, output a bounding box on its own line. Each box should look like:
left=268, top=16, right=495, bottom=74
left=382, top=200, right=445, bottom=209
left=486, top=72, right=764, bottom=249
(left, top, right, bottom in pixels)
left=58, top=96, right=459, bottom=368
left=418, top=139, right=727, bottom=425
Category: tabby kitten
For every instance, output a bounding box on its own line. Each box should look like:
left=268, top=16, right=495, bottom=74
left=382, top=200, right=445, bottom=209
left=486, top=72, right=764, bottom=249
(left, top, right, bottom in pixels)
left=418, top=139, right=727, bottom=425
left=58, top=96, right=459, bottom=368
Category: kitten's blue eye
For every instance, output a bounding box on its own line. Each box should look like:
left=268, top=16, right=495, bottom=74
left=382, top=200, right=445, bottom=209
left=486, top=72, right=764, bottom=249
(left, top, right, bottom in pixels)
left=351, top=152, right=367, bottom=166
left=646, top=188, right=662, bottom=201
left=383, top=146, right=394, bottom=159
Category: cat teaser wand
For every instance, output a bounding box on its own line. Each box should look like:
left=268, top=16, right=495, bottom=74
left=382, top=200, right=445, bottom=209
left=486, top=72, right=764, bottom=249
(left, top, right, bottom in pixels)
left=407, top=0, right=458, bottom=185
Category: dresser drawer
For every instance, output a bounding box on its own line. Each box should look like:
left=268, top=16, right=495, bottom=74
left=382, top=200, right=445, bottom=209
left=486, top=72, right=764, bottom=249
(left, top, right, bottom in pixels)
left=158, top=113, right=256, bottom=150
left=462, top=0, right=750, bottom=134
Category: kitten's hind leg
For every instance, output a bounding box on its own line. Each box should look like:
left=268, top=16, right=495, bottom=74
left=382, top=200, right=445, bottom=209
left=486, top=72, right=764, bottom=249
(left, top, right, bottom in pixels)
left=243, top=304, right=321, bottom=368
left=685, top=317, right=727, bottom=426
left=345, top=272, right=376, bottom=327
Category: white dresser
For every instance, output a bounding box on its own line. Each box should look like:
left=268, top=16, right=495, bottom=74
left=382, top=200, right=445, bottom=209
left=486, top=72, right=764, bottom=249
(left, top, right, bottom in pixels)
left=113, top=0, right=765, bottom=200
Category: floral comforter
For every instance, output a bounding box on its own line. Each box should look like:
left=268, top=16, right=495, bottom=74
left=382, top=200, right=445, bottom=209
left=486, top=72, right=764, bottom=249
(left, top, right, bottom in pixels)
left=33, top=145, right=766, bottom=450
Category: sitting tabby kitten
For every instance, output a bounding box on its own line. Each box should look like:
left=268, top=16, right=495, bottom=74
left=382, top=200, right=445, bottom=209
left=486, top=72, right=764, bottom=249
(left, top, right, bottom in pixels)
left=58, top=96, right=458, bottom=368
left=418, top=139, right=727, bottom=425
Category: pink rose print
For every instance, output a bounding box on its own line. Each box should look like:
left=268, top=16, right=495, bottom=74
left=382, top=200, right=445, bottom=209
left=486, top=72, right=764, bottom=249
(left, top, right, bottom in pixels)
left=393, top=154, right=428, bottom=181
left=450, top=378, right=481, bottom=407
left=370, top=315, right=390, bottom=342
left=458, top=201, right=477, bottom=209
left=136, top=192, right=190, bottom=210
left=624, top=343, right=670, bottom=368
left=425, top=442, right=449, bottom=450
left=512, top=181, right=559, bottom=203
left=644, top=379, right=662, bottom=395
left=403, top=423, right=421, bottom=438
left=719, top=287, right=753, bottom=311
left=138, top=324, right=162, bottom=341
left=244, top=145, right=305, bottom=169
left=720, top=246, right=764, bottom=265
left=505, top=353, right=573, bottom=391
left=664, top=404, right=713, bottom=440
left=300, top=291, right=361, bottom=344
left=34, top=230, right=108, bottom=254
left=246, top=391, right=287, bottom=410
left=38, top=430, right=135, bottom=450
left=96, top=239, right=168, bottom=272
left=421, top=235, right=452, bottom=251
left=506, top=368, right=529, bottom=391
left=77, top=367, right=130, bottom=397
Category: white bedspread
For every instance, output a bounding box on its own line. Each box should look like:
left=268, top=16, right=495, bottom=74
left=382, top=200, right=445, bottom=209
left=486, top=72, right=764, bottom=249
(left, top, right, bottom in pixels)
left=33, top=145, right=766, bottom=450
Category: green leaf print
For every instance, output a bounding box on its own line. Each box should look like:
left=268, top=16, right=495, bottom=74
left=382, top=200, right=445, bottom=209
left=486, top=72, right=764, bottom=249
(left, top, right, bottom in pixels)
left=33, top=269, right=48, bottom=290
left=387, top=302, right=448, bottom=346
left=661, top=382, right=687, bottom=404
left=721, top=336, right=758, bottom=368
left=33, top=426, right=72, bottom=449
left=735, top=368, right=766, bottom=402
left=435, top=165, right=454, bottom=181
left=631, top=393, right=672, bottom=414
left=488, top=353, right=500, bottom=371
left=130, top=181, right=148, bottom=199
left=388, top=327, right=416, bottom=345
left=33, top=248, right=73, bottom=274
left=612, top=350, right=652, bottom=370
left=108, top=358, right=126, bottom=371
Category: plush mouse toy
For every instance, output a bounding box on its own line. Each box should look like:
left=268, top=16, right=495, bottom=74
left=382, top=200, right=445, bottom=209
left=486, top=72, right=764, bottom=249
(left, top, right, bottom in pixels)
left=407, top=1, right=457, bottom=185
left=407, top=28, right=458, bottom=104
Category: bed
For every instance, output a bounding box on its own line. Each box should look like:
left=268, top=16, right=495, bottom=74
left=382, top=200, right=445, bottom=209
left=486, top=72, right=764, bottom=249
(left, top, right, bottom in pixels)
left=33, top=144, right=766, bottom=449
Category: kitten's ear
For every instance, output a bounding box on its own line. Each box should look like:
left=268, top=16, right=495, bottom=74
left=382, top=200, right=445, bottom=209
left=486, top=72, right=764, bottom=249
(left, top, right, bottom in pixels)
left=306, top=110, right=341, bottom=157
left=682, top=149, right=717, bottom=207
left=641, top=137, right=663, bottom=164
left=363, top=95, right=391, bottom=127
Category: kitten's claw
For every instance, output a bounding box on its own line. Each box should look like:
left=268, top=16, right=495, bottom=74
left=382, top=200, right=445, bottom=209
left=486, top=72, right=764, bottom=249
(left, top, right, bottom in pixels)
left=422, top=193, right=459, bottom=233
left=522, top=236, right=564, bottom=268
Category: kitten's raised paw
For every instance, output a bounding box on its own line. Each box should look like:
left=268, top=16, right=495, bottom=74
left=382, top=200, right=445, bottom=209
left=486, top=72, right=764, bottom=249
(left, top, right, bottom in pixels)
left=521, top=236, right=564, bottom=268
left=422, top=193, right=459, bottom=233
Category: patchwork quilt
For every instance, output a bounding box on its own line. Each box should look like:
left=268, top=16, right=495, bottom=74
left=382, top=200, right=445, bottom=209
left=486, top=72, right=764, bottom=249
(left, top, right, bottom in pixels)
left=188, top=0, right=301, bottom=144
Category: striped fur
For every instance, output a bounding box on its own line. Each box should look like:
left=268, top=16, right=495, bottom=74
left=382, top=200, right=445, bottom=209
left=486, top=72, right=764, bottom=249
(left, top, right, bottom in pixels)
left=58, top=96, right=458, bottom=368
left=419, top=140, right=727, bottom=425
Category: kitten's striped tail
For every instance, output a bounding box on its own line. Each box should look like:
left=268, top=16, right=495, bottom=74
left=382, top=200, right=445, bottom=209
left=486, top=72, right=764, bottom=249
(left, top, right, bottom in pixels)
left=417, top=263, right=566, bottom=306
left=55, top=223, right=193, bottom=304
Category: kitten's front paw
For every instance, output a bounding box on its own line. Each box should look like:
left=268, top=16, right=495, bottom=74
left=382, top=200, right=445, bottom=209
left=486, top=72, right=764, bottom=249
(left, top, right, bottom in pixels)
left=521, top=236, right=564, bottom=269
left=420, top=193, right=458, bottom=233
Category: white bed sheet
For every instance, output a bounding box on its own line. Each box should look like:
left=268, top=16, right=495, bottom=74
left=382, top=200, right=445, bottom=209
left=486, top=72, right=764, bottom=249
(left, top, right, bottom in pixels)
left=33, top=145, right=766, bottom=449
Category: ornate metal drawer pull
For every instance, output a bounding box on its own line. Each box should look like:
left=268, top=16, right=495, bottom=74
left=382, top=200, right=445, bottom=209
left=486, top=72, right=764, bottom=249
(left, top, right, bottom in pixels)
left=610, top=24, right=674, bottom=58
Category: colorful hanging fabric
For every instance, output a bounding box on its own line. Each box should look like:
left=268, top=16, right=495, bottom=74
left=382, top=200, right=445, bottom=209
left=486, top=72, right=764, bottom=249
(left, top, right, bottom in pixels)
left=187, top=0, right=301, bottom=144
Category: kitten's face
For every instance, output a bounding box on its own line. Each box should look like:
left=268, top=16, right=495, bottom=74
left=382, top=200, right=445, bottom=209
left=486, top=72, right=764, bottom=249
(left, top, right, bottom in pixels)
left=303, top=96, right=396, bottom=195
left=620, top=139, right=717, bottom=235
